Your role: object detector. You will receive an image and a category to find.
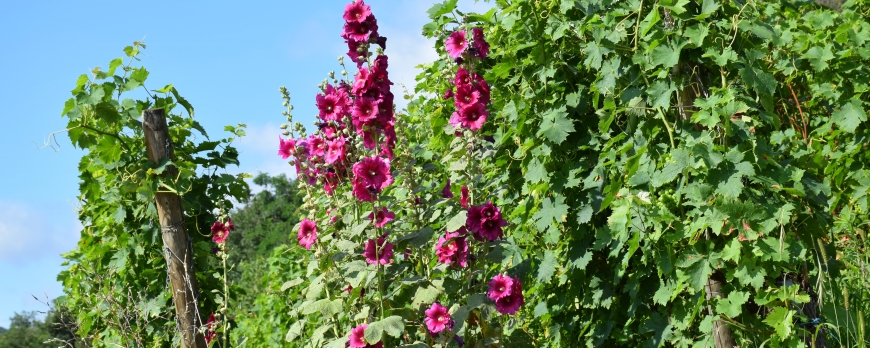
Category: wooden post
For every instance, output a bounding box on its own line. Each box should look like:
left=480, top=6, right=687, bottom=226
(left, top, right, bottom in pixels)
left=706, top=271, right=736, bottom=348
left=142, top=108, right=208, bottom=348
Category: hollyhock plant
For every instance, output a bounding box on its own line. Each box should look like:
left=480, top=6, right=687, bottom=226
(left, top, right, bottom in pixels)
left=364, top=236, right=394, bottom=265
left=278, top=136, right=295, bottom=159
left=368, top=207, right=396, bottom=227
left=488, top=274, right=514, bottom=301
left=495, top=278, right=525, bottom=315
left=424, top=302, right=453, bottom=334
left=205, top=313, right=217, bottom=345
left=316, top=85, right=347, bottom=121
left=297, top=218, right=317, bottom=250
left=460, top=185, right=469, bottom=208
left=445, top=31, right=468, bottom=58
left=441, top=179, right=454, bottom=198
left=211, top=221, right=229, bottom=244
left=352, top=177, right=377, bottom=202
left=352, top=156, right=393, bottom=192
left=343, top=0, right=371, bottom=23
left=435, top=230, right=468, bottom=268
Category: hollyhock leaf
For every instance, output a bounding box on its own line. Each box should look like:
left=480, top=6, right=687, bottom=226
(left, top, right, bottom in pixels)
left=396, top=227, right=435, bottom=248
left=537, top=106, right=574, bottom=144
left=351, top=220, right=370, bottom=237
left=324, top=337, right=349, bottom=348
left=412, top=280, right=444, bottom=307
left=281, top=278, right=304, bottom=292
left=365, top=316, right=404, bottom=343
left=427, top=0, right=458, bottom=19
left=536, top=250, right=559, bottom=283
left=533, top=301, right=549, bottom=318
left=285, top=320, right=305, bottom=342
left=446, top=211, right=467, bottom=231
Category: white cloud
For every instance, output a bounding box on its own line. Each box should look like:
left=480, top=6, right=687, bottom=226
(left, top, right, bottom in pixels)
left=0, top=201, right=80, bottom=265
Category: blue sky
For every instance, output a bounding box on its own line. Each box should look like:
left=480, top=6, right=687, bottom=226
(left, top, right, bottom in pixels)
left=0, top=0, right=489, bottom=328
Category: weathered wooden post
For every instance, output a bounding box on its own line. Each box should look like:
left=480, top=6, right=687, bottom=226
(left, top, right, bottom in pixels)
left=142, top=108, right=208, bottom=348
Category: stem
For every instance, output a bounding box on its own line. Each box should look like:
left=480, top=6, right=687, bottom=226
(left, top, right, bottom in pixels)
left=221, top=251, right=228, bottom=347
left=657, top=107, right=676, bottom=149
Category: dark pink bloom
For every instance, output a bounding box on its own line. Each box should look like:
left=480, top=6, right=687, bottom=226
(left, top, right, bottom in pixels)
left=352, top=156, right=393, bottom=192
left=352, top=67, right=372, bottom=96
left=297, top=219, right=317, bottom=250
left=353, top=97, right=379, bottom=123
left=343, top=0, right=371, bottom=23
left=211, top=221, right=229, bottom=244
left=473, top=72, right=491, bottom=105
left=325, top=137, right=347, bottom=164
left=205, top=313, right=217, bottom=345
left=424, top=302, right=453, bottom=334
left=466, top=201, right=507, bottom=241
left=363, top=236, right=394, bottom=265
left=445, top=31, right=468, bottom=58
left=435, top=230, right=468, bottom=268
left=368, top=207, right=396, bottom=228
left=443, top=87, right=453, bottom=99
left=441, top=179, right=453, bottom=198
left=370, top=55, right=392, bottom=94
left=349, top=323, right=368, bottom=348
left=487, top=274, right=514, bottom=301
left=308, top=136, right=327, bottom=158
left=342, top=15, right=378, bottom=42
left=454, top=84, right=480, bottom=108
left=460, top=185, right=469, bottom=208
left=495, top=278, right=524, bottom=315
left=454, top=67, right=471, bottom=86
left=226, top=217, right=235, bottom=231
left=478, top=216, right=507, bottom=241
left=450, top=102, right=488, bottom=130
left=316, top=85, right=347, bottom=121
left=278, top=136, right=296, bottom=159
left=471, top=27, right=490, bottom=59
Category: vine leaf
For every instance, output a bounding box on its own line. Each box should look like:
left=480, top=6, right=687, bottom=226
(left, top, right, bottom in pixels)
left=831, top=98, right=867, bottom=133
left=762, top=307, right=794, bottom=339
left=537, top=106, right=574, bottom=144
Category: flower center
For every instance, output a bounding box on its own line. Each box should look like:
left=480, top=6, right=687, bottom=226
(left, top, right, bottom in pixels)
left=438, top=316, right=446, bottom=322
left=499, top=286, right=505, bottom=292
left=355, top=13, right=362, bottom=19
left=369, top=170, right=376, bottom=177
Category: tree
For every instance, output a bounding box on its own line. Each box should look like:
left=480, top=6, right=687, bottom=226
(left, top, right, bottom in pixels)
left=0, top=312, right=52, bottom=348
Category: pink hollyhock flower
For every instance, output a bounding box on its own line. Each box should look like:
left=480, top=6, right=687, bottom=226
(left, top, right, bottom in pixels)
left=424, top=302, right=453, bottom=334
left=352, top=67, right=373, bottom=96
left=473, top=72, right=491, bottom=105
left=211, top=221, right=229, bottom=244
left=487, top=274, right=514, bottom=301
left=471, top=27, right=490, bottom=59
left=368, top=207, right=396, bottom=227
left=205, top=313, right=217, bottom=345
left=466, top=201, right=507, bottom=241
left=445, top=31, right=468, bottom=58
left=454, top=67, right=471, bottom=86
left=435, top=230, right=468, bottom=268
left=377, top=94, right=395, bottom=126
left=363, top=236, right=394, bottom=265
left=495, top=278, right=524, bottom=315
left=308, top=136, right=327, bottom=158
left=349, top=323, right=368, bottom=348
left=371, top=55, right=392, bottom=93
left=278, top=136, right=296, bottom=159
left=352, top=156, right=393, bottom=192
left=325, top=137, right=347, bottom=164
left=316, top=85, right=347, bottom=121
left=342, top=15, right=378, bottom=42
left=353, top=97, right=379, bottom=123
left=441, top=179, right=454, bottom=198
left=343, top=0, right=371, bottom=23
left=460, top=185, right=469, bottom=208
left=478, top=215, right=507, bottom=241
left=297, top=219, right=317, bottom=250
left=226, top=217, right=235, bottom=231
left=346, top=39, right=366, bottom=67
left=450, top=102, right=488, bottom=130
left=443, top=87, right=453, bottom=99
left=453, top=84, right=480, bottom=108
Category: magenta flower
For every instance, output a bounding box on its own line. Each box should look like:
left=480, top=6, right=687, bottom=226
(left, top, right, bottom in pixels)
left=325, top=137, right=347, bottom=164
left=297, top=219, right=317, bottom=250
left=342, top=15, right=378, bottom=42
left=352, top=156, right=393, bottom=192
left=487, top=274, right=514, bottom=301
left=368, top=207, right=396, bottom=228
left=343, top=0, right=372, bottom=23
left=466, top=201, right=507, bottom=241
left=443, top=87, right=453, bottom=99
left=308, top=135, right=327, bottom=158
left=445, top=31, right=468, bottom=58
left=278, top=136, right=296, bottom=159
left=450, top=102, right=488, bottom=130
left=424, top=302, right=453, bottom=334
left=460, top=185, right=469, bottom=208
left=495, top=278, right=524, bottom=315
left=353, top=97, right=379, bottom=123
left=435, top=230, right=468, bottom=268
left=211, top=221, right=229, bottom=244
left=347, top=39, right=366, bottom=66
left=364, top=236, right=394, bottom=265
left=473, top=72, right=491, bottom=105
left=226, top=217, right=235, bottom=231
left=349, top=323, right=368, bottom=348
left=453, top=84, right=480, bottom=108
left=441, top=179, right=454, bottom=198
left=454, top=67, right=471, bottom=86
left=471, top=27, right=490, bottom=59
left=316, top=85, right=347, bottom=121
left=352, top=67, right=371, bottom=96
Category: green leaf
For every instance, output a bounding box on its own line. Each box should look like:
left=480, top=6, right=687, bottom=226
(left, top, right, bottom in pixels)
left=684, top=24, right=709, bottom=47
left=526, top=157, right=548, bottom=184
left=536, top=250, right=559, bottom=283
left=108, top=248, right=128, bottom=272
left=537, top=106, right=574, bottom=144
left=532, top=195, right=568, bottom=233
left=762, top=307, right=794, bottom=339
left=716, top=291, right=749, bottom=318
left=803, top=45, right=835, bottom=72
left=660, top=0, right=689, bottom=14
left=285, top=320, right=304, bottom=342
left=113, top=206, right=127, bottom=224
left=365, top=316, right=405, bottom=343
left=426, top=0, right=458, bottom=19
left=445, top=211, right=467, bottom=232
left=739, top=66, right=776, bottom=96
left=831, top=98, right=867, bottom=133
left=650, top=44, right=681, bottom=69
left=685, top=259, right=711, bottom=292
left=281, top=278, right=303, bottom=291
left=107, top=58, right=123, bottom=76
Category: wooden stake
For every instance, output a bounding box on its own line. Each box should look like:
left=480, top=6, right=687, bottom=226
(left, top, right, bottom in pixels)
left=142, top=108, right=208, bottom=348
left=706, top=271, right=737, bottom=348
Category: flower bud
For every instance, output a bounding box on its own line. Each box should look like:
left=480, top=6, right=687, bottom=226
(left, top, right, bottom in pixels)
left=341, top=70, right=348, bottom=76
left=283, top=101, right=289, bottom=107
left=280, top=124, right=288, bottom=129
left=282, top=130, right=290, bottom=136
left=328, top=71, right=335, bottom=79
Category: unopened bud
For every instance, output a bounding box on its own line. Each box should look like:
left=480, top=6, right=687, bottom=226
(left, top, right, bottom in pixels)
left=282, top=130, right=290, bottom=136
left=341, top=70, right=348, bottom=76
left=328, top=71, right=335, bottom=79
left=280, top=124, right=288, bottom=129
